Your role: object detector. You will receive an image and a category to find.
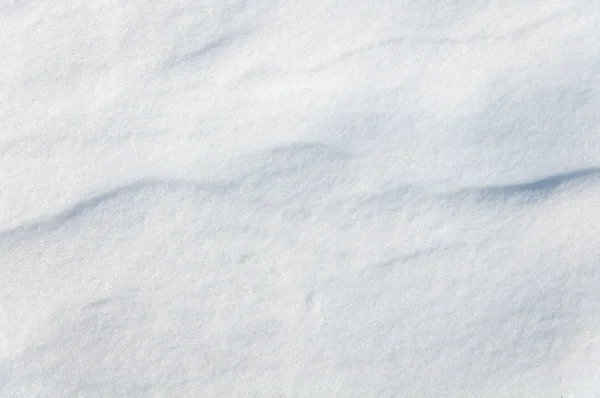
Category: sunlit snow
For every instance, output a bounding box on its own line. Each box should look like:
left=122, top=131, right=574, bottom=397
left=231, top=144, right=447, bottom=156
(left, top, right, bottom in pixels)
left=1, top=0, right=600, bottom=396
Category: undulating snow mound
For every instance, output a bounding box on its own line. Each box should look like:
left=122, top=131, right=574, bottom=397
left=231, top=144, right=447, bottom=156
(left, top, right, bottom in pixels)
left=1, top=0, right=600, bottom=396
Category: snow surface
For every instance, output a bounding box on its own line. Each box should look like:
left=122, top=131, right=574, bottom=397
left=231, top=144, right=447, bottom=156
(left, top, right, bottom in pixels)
left=2, top=0, right=600, bottom=396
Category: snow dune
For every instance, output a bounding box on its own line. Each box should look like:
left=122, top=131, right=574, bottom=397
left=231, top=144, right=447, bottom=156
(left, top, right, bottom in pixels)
left=1, top=0, right=600, bottom=396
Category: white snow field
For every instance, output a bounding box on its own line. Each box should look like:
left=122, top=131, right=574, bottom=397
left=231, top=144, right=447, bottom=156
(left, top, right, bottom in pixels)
left=2, top=0, right=600, bottom=396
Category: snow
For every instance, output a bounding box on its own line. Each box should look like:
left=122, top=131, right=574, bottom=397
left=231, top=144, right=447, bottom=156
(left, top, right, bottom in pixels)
left=1, top=0, right=600, bottom=396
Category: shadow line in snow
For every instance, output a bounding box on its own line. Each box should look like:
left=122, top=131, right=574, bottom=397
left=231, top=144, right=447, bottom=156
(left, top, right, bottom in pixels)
left=454, top=167, right=600, bottom=202
left=0, top=178, right=232, bottom=240
left=0, top=141, right=349, bottom=240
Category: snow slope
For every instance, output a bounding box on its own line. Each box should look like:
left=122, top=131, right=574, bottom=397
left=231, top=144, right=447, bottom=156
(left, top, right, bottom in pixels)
left=1, top=0, right=600, bottom=396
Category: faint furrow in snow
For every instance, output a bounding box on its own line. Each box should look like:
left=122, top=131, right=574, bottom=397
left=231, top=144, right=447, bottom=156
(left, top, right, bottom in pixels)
left=297, top=6, right=587, bottom=74
left=483, top=6, right=586, bottom=40
left=164, top=29, right=252, bottom=68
